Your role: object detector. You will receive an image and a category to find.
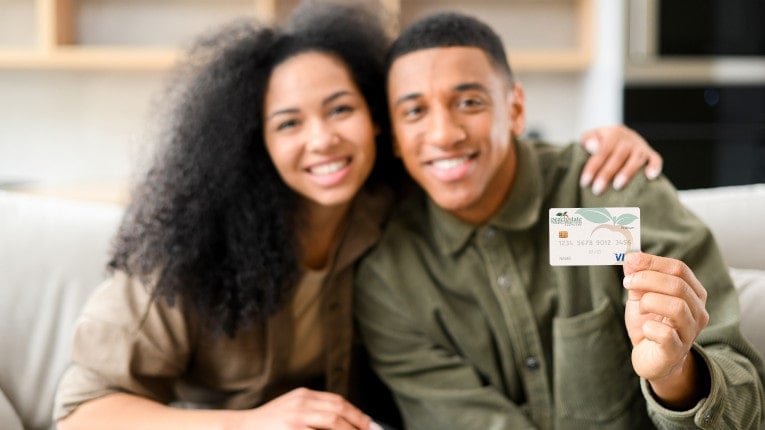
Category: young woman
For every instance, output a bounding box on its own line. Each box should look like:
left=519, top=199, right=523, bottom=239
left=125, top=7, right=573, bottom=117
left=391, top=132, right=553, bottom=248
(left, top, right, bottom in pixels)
left=54, top=2, right=661, bottom=430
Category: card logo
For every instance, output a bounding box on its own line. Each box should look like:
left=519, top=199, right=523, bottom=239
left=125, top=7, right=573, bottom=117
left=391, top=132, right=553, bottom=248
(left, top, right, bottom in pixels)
left=550, top=211, right=583, bottom=226
left=574, top=208, right=638, bottom=258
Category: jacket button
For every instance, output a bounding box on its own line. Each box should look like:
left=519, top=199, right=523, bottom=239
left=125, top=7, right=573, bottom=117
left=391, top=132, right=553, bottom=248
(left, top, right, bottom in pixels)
left=497, top=274, right=510, bottom=289
left=483, top=227, right=496, bottom=240
left=525, top=356, right=540, bottom=371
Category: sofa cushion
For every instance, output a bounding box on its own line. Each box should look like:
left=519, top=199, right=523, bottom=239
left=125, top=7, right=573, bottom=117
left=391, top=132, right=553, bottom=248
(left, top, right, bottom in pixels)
left=0, top=388, right=23, bottom=430
left=0, top=191, right=123, bottom=430
left=678, top=184, right=765, bottom=270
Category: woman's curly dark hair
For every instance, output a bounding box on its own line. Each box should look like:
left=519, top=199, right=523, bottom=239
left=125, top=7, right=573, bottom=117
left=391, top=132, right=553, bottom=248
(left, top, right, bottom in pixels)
left=109, top=0, right=397, bottom=336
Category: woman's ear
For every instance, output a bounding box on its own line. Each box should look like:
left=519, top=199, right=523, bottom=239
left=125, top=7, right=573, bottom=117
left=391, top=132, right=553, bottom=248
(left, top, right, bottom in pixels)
left=508, top=82, right=526, bottom=137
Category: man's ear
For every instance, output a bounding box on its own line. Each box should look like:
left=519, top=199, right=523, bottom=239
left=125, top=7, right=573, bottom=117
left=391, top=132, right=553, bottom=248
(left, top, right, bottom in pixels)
left=508, top=82, right=526, bottom=137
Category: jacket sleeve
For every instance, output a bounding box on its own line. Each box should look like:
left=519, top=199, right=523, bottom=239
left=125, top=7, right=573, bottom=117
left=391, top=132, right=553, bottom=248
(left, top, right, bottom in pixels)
left=54, top=272, right=192, bottom=421
left=354, top=257, right=538, bottom=430
left=607, top=174, right=765, bottom=430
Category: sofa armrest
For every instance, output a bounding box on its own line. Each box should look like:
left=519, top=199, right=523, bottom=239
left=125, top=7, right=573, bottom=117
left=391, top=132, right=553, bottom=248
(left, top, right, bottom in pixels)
left=678, top=184, right=765, bottom=270
left=0, top=388, right=23, bottom=430
left=0, top=191, right=123, bottom=430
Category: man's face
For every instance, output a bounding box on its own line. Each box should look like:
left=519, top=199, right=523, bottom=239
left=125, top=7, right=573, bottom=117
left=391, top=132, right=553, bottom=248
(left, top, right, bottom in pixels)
left=387, top=46, right=526, bottom=224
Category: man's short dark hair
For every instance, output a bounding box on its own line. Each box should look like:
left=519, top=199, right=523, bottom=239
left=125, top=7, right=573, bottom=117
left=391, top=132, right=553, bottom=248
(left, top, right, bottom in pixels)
left=386, top=11, right=513, bottom=81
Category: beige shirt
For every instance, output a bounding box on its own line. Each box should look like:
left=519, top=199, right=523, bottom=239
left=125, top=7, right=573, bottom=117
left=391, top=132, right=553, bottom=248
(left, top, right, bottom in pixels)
left=54, top=187, right=392, bottom=420
left=287, top=266, right=330, bottom=378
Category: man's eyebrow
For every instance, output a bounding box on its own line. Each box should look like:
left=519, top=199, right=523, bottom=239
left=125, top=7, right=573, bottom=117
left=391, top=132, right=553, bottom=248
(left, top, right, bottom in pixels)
left=393, top=82, right=489, bottom=107
left=453, top=82, right=488, bottom=93
left=394, top=92, right=421, bottom=107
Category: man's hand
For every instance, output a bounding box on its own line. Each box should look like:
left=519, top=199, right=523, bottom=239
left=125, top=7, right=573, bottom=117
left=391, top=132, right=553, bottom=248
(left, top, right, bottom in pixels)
left=580, top=125, right=663, bottom=195
left=622, top=252, right=710, bottom=409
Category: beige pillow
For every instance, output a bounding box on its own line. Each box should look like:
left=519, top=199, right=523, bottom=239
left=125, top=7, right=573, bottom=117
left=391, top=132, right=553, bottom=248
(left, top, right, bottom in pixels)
left=0, top=388, right=23, bottom=430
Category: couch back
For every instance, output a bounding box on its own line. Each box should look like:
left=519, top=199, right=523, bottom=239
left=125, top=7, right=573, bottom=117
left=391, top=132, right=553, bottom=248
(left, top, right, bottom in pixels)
left=678, top=183, right=765, bottom=271
left=0, top=191, right=123, bottom=430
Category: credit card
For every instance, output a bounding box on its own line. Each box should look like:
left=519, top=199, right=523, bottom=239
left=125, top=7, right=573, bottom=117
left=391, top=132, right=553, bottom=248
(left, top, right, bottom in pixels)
left=549, top=207, right=641, bottom=266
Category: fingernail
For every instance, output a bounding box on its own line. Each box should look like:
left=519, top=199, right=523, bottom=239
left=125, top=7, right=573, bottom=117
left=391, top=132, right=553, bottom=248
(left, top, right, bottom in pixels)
left=613, top=174, right=626, bottom=190
left=370, top=422, right=384, bottom=430
left=585, top=137, right=599, bottom=154
left=646, top=167, right=660, bottom=180
left=580, top=172, right=593, bottom=187
left=623, top=275, right=632, bottom=288
left=592, top=179, right=606, bottom=195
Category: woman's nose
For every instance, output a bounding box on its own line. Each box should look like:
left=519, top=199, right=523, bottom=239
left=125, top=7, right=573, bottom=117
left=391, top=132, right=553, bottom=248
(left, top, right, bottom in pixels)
left=306, top=118, right=338, bottom=151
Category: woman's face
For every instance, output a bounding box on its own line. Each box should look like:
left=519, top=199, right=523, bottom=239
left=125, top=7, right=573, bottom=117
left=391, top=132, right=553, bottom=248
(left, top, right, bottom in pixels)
left=263, top=51, right=377, bottom=209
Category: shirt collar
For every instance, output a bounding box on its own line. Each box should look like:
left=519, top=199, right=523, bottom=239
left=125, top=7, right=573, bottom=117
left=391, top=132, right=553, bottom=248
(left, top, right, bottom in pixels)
left=332, top=186, right=393, bottom=272
left=428, top=139, right=544, bottom=254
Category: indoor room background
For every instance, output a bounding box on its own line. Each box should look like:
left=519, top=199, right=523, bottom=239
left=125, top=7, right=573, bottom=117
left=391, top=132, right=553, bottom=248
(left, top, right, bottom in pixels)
left=1, top=0, right=763, bottom=202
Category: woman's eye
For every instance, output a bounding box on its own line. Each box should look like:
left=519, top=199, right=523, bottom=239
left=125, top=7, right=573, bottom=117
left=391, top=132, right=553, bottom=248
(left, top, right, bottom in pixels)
left=330, top=105, right=354, bottom=117
left=276, top=119, right=299, bottom=131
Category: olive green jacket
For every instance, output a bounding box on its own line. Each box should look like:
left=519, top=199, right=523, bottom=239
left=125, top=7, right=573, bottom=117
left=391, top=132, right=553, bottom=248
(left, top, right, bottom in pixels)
left=355, top=140, right=765, bottom=429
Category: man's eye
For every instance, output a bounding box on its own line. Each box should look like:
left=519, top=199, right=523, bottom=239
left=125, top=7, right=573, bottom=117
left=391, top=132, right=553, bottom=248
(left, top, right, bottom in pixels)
left=403, top=106, right=424, bottom=120
left=458, top=98, right=484, bottom=110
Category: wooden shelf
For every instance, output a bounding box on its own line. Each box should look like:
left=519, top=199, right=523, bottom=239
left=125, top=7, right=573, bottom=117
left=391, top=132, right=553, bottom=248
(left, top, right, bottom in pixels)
left=399, top=0, right=594, bottom=72
left=1, top=180, right=129, bottom=206
left=0, top=0, right=266, bottom=70
left=0, top=0, right=594, bottom=72
left=0, top=47, right=180, bottom=70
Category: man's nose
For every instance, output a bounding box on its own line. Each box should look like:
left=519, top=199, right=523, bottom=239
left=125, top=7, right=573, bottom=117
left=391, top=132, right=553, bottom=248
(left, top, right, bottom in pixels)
left=424, top=106, right=466, bottom=148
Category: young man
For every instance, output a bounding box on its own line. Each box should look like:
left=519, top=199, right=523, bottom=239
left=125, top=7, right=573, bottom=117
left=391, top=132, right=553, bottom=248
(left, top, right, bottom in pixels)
left=355, top=12, right=765, bottom=430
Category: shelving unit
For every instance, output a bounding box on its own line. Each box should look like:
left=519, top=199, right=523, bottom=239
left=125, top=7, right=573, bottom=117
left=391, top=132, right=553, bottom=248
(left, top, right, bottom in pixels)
left=0, top=0, right=266, bottom=70
left=400, top=0, right=594, bottom=72
left=0, top=0, right=593, bottom=72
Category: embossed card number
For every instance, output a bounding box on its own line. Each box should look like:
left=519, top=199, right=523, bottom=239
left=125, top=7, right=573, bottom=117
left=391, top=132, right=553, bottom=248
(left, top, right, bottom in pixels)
left=549, top=207, right=641, bottom=266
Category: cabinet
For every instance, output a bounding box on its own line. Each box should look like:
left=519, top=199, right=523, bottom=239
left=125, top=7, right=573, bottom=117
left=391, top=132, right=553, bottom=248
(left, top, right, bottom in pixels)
left=0, top=0, right=592, bottom=71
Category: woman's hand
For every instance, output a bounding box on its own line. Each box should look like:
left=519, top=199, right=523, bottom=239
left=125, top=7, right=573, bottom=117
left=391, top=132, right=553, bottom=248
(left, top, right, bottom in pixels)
left=58, top=389, right=381, bottom=430
left=228, top=387, right=380, bottom=430
left=579, top=125, right=663, bottom=195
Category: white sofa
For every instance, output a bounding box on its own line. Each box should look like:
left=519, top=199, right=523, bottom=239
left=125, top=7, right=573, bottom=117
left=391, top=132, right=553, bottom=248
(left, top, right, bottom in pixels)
left=1, top=184, right=764, bottom=430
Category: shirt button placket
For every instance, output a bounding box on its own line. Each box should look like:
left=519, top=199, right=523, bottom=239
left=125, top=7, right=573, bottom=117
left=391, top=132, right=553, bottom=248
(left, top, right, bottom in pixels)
left=525, top=356, right=540, bottom=371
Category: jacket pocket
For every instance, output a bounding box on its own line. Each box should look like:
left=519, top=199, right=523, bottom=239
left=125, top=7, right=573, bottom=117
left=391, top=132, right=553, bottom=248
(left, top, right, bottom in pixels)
left=552, top=298, right=639, bottom=423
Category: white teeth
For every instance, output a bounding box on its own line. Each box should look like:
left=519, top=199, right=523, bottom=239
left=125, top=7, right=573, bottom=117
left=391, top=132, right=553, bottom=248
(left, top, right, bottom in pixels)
left=431, top=156, right=469, bottom=170
left=309, top=159, right=348, bottom=175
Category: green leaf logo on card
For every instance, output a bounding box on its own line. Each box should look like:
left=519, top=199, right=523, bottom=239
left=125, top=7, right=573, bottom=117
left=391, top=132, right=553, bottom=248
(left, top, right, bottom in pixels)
left=575, top=208, right=636, bottom=253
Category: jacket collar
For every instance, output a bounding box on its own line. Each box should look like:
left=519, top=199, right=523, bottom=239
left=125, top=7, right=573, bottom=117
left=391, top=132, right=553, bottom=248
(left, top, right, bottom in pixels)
left=428, top=139, right=543, bottom=255
left=332, top=186, right=393, bottom=273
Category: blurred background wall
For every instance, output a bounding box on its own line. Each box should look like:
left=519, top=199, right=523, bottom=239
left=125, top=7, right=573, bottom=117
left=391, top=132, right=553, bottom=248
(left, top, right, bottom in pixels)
left=1, top=0, right=762, bottom=198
